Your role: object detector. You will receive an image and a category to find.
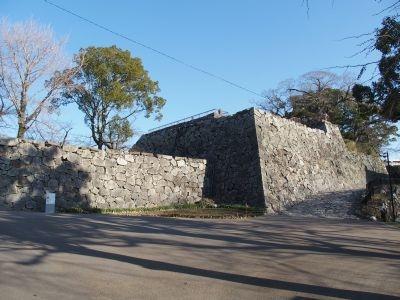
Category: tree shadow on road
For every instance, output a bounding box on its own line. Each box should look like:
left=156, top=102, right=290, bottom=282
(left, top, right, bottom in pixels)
left=0, top=211, right=399, bottom=299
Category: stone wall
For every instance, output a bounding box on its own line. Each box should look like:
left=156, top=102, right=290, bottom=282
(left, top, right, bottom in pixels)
left=0, top=108, right=387, bottom=214
left=134, top=109, right=264, bottom=206
left=134, top=107, right=387, bottom=212
left=254, top=109, right=387, bottom=212
left=0, top=139, right=206, bottom=211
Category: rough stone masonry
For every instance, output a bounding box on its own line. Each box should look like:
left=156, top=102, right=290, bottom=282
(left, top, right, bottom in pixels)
left=0, top=139, right=206, bottom=211
left=0, top=107, right=388, bottom=213
left=134, top=107, right=387, bottom=213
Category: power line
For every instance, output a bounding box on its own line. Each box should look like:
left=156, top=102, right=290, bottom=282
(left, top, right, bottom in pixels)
left=43, top=0, right=264, bottom=98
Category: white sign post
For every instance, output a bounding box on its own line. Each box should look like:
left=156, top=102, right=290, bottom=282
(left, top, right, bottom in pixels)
left=45, top=192, right=56, bottom=214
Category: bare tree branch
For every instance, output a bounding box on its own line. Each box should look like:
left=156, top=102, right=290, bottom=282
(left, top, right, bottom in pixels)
left=0, top=18, right=76, bottom=138
left=61, top=127, right=72, bottom=147
left=373, top=0, right=400, bottom=16
left=324, top=61, right=380, bottom=70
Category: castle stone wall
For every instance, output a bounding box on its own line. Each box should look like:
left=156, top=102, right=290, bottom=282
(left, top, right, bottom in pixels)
left=254, top=109, right=387, bottom=212
left=133, top=109, right=265, bottom=206
left=134, top=108, right=387, bottom=212
left=0, top=139, right=206, bottom=211
left=0, top=107, right=388, bottom=213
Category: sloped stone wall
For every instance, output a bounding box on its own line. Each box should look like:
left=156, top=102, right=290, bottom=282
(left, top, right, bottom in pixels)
left=254, top=109, right=387, bottom=212
left=0, top=139, right=206, bottom=211
left=134, top=109, right=265, bottom=206
left=134, top=107, right=387, bottom=212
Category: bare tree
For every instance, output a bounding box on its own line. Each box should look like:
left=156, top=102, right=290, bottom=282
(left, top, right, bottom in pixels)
left=0, top=18, right=75, bottom=138
left=289, top=71, right=356, bottom=122
left=256, top=79, right=296, bottom=117
left=0, top=93, right=9, bottom=126
left=0, top=84, right=14, bottom=127
left=256, top=72, right=354, bottom=117
left=297, top=71, right=342, bottom=92
left=26, top=113, right=73, bottom=145
left=257, top=71, right=356, bottom=120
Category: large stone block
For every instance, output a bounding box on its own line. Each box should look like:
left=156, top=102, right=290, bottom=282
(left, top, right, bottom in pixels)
left=116, top=157, right=128, bottom=166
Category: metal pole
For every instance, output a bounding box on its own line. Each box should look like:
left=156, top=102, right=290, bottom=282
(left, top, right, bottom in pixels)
left=386, top=152, right=396, bottom=222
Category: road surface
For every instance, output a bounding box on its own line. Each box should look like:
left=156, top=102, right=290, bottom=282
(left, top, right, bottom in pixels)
left=0, top=211, right=399, bottom=299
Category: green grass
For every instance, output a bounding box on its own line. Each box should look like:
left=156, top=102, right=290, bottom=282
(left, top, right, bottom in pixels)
left=59, top=203, right=267, bottom=219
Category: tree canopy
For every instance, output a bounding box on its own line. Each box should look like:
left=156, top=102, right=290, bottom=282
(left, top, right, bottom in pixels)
left=360, top=16, right=400, bottom=122
left=61, top=45, right=166, bottom=149
left=257, top=71, right=398, bottom=155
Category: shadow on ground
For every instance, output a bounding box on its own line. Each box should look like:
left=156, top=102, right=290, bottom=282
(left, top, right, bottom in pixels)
left=0, top=211, right=399, bottom=299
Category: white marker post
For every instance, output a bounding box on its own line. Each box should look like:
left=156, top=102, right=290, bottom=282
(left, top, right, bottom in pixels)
left=45, top=192, right=56, bottom=214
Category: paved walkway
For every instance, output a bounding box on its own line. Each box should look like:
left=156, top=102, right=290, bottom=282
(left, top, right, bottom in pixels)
left=0, top=211, right=399, bottom=299
left=283, top=190, right=365, bottom=219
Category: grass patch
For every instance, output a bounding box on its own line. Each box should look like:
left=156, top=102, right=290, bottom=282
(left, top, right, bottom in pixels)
left=59, top=203, right=267, bottom=219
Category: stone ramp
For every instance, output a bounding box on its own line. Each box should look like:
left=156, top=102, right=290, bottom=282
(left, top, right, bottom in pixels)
left=282, top=190, right=364, bottom=219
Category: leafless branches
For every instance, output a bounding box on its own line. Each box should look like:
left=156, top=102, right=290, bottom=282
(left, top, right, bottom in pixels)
left=302, top=0, right=310, bottom=18
left=257, top=71, right=355, bottom=117
left=0, top=18, right=77, bottom=138
left=325, top=1, right=400, bottom=78
left=374, top=0, right=400, bottom=16
left=26, top=113, right=73, bottom=145
left=256, top=79, right=296, bottom=117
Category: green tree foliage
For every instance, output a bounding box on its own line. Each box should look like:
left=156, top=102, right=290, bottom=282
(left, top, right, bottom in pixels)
left=104, top=115, right=134, bottom=149
left=257, top=71, right=397, bottom=155
left=351, top=16, right=400, bottom=122
left=371, top=16, right=400, bottom=122
left=61, top=45, right=166, bottom=149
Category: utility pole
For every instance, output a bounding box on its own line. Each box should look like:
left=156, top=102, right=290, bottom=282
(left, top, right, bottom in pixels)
left=385, top=152, right=396, bottom=222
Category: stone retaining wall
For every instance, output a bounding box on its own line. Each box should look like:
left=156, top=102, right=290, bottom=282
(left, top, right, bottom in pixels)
left=134, top=107, right=387, bottom=212
left=0, top=139, right=206, bottom=211
left=0, top=107, right=388, bottom=214
left=134, top=109, right=264, bottom=206
left=254, top=109, right=387, bottom=212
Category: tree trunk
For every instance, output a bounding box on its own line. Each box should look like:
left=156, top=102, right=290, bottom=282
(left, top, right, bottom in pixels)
left=17, top=85, right=28, bottom=139
left=17, top=122, right=26, bottom=138
left=96, top=134, right=104, bottom=150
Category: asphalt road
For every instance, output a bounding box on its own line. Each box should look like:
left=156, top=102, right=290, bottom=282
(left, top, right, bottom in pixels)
left=0, top=211, right=399, bottom=299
